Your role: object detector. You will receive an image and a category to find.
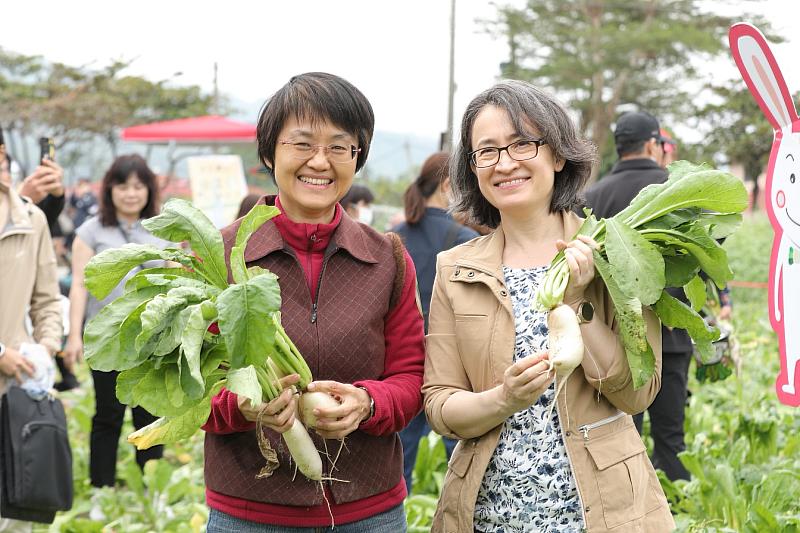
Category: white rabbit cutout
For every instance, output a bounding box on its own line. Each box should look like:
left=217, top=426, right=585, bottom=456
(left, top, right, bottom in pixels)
left=730, top=23, right=800, bottom=406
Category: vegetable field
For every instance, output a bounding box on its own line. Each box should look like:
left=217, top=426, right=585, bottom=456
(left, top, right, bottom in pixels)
left=39, top=213, right=798, bottom=533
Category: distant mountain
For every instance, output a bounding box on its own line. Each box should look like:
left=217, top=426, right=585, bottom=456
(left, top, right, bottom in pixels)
left=362, top=130, right=439, bottom=180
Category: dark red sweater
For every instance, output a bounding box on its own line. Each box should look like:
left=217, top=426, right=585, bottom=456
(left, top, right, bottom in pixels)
left=201, top=196, right=424, bottom=526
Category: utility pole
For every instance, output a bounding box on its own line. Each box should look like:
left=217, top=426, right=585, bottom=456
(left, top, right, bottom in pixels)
left=443, top=0, right=456, bottom=152
left=213, top=62, right=219, bottom=115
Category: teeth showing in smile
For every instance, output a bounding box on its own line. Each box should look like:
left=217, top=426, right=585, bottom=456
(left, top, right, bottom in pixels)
left=496, top=178, right=528, bottom=188
left=299, top=176, right=332, bottom=186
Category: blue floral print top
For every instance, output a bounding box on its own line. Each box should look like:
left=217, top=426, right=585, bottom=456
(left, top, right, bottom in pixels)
left=473, top=266, right=585, bottom=533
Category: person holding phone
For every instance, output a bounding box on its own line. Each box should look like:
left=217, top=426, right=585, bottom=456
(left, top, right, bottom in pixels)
left=0, top=130, right=67, bottom=239
left=0, top=136, right=63, bottom=533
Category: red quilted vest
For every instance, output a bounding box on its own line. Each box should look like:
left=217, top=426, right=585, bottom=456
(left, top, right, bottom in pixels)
left=203, top=199, right=403, bottom=505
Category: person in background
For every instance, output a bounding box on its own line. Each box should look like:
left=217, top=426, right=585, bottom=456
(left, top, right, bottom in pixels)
left=63, top=155, right=168, bottom=489
left=68, top=178, right=98, bottom=233
left=201, top=72, right=424, bottom=532
left=0, top=128, right=67, bottom=240
left=1, top=129, right=77, bottom=393
left=655, top=128, right=732, bottom=319
left=340, top=183, right=375, bottom=225
left=584, top=111, right=700, bottom=482
left=0, top=144, right=62, bottom=533
left=658, top=129, right=678, bottom=168
left=235, top=192, right=262, bottom=219
left=391, top=152, right=478, bottom=494
left=423, top=82, right=673, bottom=532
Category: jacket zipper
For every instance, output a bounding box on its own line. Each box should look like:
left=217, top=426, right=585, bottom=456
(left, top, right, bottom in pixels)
left=577, top=410, right=626, bottom=440
left=555, top=397, right=588, bottom=527
left=310, top=247, right=337, bottom=324
left=22, top=420, right=65, bottom=439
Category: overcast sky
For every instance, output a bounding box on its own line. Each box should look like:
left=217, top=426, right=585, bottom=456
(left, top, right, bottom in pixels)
left=3, top=0, right=800, bottom=138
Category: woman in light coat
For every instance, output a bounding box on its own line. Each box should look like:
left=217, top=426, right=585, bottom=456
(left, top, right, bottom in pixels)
left=422, top=80, right=674, bottom=532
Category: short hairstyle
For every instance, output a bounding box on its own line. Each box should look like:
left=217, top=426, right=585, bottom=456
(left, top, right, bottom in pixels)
left=98, top=154, right=159, bottom=227
left=451, top=80, right=597, bottom=228
left=616, top=138, right=648, bottom=158
left=256, top=72, right=375, bottom=174
left=340, top=183, right=375, bottom=210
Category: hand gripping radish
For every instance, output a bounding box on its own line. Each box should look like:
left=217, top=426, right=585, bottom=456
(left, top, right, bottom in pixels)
left=538, top=237, right=596, bottom=426
left=542, top=303, right=586, bottom=424
left=730, top=23, right=800, bottom=406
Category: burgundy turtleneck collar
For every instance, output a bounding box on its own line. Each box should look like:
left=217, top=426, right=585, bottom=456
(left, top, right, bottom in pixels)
left=272, top=194, right=343, bottom=253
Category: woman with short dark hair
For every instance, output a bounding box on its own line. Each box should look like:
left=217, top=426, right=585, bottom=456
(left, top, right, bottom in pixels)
left=64, top=154, right=168, bottom=488
left=423, top=81, right=674, bottom=532
left=202, top=72, right=425, bottom=532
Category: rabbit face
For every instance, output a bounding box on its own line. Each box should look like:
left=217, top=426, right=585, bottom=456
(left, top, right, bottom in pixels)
left=772, top=134, right=800, bottom=244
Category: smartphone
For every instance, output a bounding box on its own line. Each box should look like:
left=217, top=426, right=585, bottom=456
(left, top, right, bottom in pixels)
left=39, top=137, right=55, bottom=162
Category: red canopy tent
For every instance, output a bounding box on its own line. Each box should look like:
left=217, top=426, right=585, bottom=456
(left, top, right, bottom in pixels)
left=120, top=115, right=256, bottom=144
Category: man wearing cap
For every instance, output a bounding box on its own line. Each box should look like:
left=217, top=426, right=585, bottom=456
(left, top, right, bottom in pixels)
left=584, top=111, right=673, bottom=215
left=583, top=110, right=692, bottom=482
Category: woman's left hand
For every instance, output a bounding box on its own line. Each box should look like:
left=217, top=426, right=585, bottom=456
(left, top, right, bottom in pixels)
left=557, top=235, right=600, bottom=305
left=305, top=380, right=372, bottom=440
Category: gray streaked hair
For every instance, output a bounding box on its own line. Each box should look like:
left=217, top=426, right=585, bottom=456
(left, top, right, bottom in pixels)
left=450, top=80, right=597, bottom=228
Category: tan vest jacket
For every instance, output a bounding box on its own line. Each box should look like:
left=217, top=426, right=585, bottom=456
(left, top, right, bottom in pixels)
left=423, top=211, right=675, bottom=532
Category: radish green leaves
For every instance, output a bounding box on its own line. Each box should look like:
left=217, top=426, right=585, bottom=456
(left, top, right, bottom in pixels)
left=536, top=161, right=748, bottom=388
left=83, top=199, right=311, bottom=448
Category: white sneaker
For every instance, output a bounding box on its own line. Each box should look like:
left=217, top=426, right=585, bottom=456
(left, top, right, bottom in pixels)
left=89, top=491, right=106, bottom=522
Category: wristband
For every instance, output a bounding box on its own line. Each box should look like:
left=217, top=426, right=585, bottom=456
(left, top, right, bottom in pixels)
left=0, top=342, right=6, bottom=358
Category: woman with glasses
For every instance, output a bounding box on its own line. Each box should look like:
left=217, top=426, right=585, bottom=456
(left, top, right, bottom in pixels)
left=422, top=80, right=674, bottom=532
left=202, top=72, right=424, bottom=533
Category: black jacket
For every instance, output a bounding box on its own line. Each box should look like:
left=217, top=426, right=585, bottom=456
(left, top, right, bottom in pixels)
left=583, top=158, right=692, bottom=354
left=392, top=208, right=478, bottom=332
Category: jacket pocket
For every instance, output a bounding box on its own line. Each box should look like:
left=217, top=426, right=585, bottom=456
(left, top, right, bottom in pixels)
left=434, top=444, right=475, bottom=533
left=453, top=314, right=490, bottom=378
left=584, top=428, right=650, bottom=529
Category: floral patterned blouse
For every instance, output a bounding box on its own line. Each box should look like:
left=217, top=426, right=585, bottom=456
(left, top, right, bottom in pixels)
left=473, top=266, right=585, bottom=533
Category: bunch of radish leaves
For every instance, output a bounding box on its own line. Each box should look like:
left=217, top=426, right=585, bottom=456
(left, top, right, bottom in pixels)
left=536, top=161, right=749, bottom=388
left=83, top=199, right=311, bottom=449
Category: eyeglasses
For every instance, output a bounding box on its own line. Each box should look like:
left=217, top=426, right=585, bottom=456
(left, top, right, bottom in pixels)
left=468, top=139, right=547, bottom=168
left=279, top=140, right=361, bottom=164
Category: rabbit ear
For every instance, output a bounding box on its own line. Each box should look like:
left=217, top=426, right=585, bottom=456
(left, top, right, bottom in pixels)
left=730, top=23, right=798, bottom=131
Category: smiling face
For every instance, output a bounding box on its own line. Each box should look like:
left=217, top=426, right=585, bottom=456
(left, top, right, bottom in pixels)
left=773, top=137, right=800, bottom=244
left=470, top=105, right=564, bottom=221
left=111, top=172, right=149, bottom=220
left=268, top=115, right=358, bottom=223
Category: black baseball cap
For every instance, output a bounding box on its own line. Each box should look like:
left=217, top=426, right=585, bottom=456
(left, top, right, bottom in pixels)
left=614, top=111, right=669, bottom=145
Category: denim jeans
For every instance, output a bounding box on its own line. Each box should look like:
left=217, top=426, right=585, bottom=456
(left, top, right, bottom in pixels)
left=206, top=504, right=407, bottom=533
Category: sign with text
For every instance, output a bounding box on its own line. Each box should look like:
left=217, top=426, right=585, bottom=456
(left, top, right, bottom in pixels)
left=187, top=155, right=248, bottom=228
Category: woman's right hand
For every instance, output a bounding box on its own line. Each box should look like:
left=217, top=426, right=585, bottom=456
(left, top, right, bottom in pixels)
left=62, top=334, right=84, bottom=371
left=237, top=374, right=301, bottom=433
left=499, top=352, right=555, bottom=413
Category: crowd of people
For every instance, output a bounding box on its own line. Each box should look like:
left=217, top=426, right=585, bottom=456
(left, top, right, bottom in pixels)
left=0, top=71, right=737, bottom=533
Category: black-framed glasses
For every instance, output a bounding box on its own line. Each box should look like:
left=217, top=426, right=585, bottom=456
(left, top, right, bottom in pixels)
left=468, top=139, right=547, bottom=168
left=279, top=140, right=361, bottom=164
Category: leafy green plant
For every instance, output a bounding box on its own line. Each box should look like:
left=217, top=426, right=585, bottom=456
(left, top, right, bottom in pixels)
left=82, top=199, right=311, bottom=455
left=537, top=161, right=748, bottom=388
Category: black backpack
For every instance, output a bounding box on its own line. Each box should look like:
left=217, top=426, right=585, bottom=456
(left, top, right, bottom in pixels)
left=0, top=386, right=73, bottom=523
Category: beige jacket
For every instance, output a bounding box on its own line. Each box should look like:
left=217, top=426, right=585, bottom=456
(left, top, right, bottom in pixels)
left=0, top=181, right=61, bottom=395
left=423, top=211, right=675, bottom=533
